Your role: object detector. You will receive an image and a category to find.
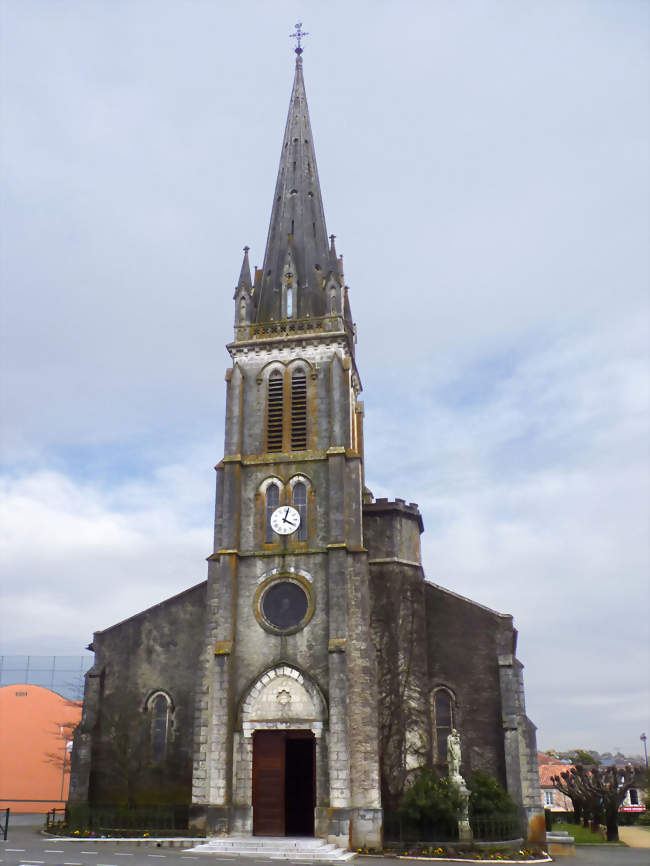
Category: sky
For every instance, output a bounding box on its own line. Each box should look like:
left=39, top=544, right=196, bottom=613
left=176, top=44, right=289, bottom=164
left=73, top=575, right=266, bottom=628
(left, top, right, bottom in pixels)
left=1, top=0, right=648, bottom=759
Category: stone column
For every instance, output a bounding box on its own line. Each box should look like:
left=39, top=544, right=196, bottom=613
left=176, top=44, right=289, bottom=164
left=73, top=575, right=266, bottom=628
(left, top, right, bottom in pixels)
left=326, top=541, right=351, bottom=847
left=68, top=663, right=103, bottom=804
left=497, top=619, right=545, bottom=845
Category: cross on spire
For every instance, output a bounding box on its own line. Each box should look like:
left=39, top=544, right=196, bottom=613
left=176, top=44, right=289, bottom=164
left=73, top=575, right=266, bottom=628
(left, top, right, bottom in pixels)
left=290, top=22, right=309, bottom=54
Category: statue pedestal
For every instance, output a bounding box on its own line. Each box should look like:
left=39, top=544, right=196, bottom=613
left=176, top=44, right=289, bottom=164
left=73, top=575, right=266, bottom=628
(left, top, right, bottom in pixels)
left=450, top=774, right=473, bottom=844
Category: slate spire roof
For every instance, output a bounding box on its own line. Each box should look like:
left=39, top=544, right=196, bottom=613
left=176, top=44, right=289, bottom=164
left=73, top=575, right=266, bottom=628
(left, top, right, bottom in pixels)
left=254, top=50, right=332, bottom=322
left=237, top=246, right=252, bottom=291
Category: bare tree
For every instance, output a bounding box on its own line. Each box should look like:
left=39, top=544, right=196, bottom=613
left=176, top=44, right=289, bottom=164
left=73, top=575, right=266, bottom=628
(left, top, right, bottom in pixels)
left=43, top=704, right=82, bottom=799
left=551, top=764, right=645, bottom=841
left=43, top=720, right=79, bottom=770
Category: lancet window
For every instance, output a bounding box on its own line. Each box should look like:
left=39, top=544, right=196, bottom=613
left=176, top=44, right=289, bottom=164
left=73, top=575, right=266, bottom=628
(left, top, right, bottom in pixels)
left=259, top=476, right=313, bottom=546
left=265, top=482, right=280, bottom=543
left=147, top=691, right=172, bottom=763
left=432, top=688, right=455, bottom=765
left=292, top=481, right=308, bottom=542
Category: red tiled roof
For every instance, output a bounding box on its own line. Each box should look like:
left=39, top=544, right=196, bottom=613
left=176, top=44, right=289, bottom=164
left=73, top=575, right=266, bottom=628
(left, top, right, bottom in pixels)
left=540, top=763, right=575, bottom=787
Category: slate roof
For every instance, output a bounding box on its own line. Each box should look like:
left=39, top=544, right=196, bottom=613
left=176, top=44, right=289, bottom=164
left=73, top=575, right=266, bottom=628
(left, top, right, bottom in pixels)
left=255, top=50, right=332, bottom=322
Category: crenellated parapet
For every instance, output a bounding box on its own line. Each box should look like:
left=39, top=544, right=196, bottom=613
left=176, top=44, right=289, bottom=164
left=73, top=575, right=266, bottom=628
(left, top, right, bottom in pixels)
left=364, top=497, right=424, bottom=565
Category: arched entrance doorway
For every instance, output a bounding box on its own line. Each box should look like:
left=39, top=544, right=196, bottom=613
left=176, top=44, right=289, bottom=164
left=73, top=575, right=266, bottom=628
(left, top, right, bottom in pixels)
left=237, top=665, right=326, bottom=837
left=252, top=729, right=314, bottom=836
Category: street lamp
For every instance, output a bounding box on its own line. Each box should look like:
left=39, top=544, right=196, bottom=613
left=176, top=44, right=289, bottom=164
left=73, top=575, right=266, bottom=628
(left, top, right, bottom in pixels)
left=641, top=733, right=648, bottom=768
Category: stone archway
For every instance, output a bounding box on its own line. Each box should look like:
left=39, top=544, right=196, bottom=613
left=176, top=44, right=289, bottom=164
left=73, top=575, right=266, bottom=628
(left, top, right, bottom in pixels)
left=232, top=666, right=327, bottom=837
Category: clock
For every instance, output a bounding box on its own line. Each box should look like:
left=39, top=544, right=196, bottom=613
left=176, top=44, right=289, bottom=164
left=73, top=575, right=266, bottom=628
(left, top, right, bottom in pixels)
left=270, top=505, right=301, bottom=535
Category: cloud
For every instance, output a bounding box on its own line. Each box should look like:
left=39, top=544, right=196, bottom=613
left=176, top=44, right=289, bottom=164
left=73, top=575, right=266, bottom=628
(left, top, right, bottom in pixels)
left=365, top=315, right=649, bottom=753
left=1, top=1, right=648, bottom=757
left=0, top=451, right=214, bottom=653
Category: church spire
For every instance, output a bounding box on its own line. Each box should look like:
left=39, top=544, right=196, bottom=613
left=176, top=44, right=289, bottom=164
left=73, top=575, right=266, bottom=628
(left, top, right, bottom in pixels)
left=237, top=245, right=252, bottom=291
left=255, top=34, right=331, bottom=323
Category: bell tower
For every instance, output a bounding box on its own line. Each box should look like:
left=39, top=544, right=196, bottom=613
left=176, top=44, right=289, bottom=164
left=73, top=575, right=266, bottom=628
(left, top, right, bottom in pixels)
left=190, top=32, right=383, bottom=849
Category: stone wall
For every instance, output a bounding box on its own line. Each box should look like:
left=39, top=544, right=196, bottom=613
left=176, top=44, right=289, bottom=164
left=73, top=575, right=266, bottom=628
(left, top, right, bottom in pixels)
left=69, top=582, right=206, bottom=806
left=365, top=500, right=430, bottom=810
left=424, top=583, right=509, bottom=786
left=364, top=497, right=538, bottom=811
left=365, top=494, right=542, bottom=835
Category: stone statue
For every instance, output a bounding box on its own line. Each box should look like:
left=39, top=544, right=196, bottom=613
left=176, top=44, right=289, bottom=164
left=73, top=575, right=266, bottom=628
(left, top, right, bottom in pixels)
left=447, top=728, right=462, bottom=779
left=446, top=729, right=472, bottom=843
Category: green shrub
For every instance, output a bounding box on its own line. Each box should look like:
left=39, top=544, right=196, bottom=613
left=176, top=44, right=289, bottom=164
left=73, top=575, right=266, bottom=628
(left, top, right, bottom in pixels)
left=398, top=768, right=462, bottom=824
left=468, top=772, right=518, bottom=817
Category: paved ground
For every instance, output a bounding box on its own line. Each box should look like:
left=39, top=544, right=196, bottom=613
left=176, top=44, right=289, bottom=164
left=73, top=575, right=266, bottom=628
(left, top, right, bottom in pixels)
left=619, top=826, right=650, bottom=849
left=571, top=847, right=650, bottom=865
left=3, top=820, right=650, bottom=866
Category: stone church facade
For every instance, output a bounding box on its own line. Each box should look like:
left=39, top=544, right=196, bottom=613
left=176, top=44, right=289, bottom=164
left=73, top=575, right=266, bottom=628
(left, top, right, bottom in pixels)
left=69, top=47, right=543, bottom=849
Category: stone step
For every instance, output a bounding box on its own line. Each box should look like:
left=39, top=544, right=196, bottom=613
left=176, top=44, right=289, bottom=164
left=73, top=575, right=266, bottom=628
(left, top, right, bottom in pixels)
left=269, top=852, right=355, bottom=861
left=187, top=837, right=355, bottom=861
left=190, top=839, right=332, bottom=850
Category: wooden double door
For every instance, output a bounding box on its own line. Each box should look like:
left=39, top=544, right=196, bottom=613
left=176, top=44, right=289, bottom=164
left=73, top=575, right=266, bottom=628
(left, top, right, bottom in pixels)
left=252, top=729, right=315, bottom=836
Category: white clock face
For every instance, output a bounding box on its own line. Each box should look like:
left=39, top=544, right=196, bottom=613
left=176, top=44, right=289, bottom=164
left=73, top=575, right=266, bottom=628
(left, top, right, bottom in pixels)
left=270, top=505, right=301, bottom=535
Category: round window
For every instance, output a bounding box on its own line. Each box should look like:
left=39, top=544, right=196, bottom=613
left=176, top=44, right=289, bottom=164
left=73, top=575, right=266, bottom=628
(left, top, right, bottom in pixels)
left=255, top=576, right=314, bottom=634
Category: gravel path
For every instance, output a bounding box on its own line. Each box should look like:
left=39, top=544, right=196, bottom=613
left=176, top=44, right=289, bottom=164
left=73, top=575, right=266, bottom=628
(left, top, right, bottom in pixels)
left=618, top=826, right=650, bottom=849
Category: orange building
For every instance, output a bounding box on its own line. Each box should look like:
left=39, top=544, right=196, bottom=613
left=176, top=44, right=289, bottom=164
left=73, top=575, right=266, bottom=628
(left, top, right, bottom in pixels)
left=0, top=684, right=82, bottom=813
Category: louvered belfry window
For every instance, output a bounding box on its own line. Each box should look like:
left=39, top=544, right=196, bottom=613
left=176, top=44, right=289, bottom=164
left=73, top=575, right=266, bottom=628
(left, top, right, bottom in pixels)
left=291, top=369, right=307, bottom=450
left=266, top=371, right=284, bottom=452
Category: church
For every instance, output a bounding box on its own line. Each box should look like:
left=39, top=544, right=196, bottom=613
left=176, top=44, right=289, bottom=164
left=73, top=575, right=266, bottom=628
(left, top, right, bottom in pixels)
left=69, top=37, right=543, bottom=851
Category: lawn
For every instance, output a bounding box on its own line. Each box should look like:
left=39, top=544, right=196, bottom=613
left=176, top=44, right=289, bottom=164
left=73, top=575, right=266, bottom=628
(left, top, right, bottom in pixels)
left=552, top=822, right=624, bottom=845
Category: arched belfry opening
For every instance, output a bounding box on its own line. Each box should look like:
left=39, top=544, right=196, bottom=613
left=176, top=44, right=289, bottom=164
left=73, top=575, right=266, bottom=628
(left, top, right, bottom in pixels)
left=234, top=665, right=326, bottom=837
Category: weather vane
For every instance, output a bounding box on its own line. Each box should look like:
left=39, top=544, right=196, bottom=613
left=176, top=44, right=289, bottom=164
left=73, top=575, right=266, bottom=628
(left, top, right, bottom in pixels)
left=290, top=22, right=309, bottom=54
